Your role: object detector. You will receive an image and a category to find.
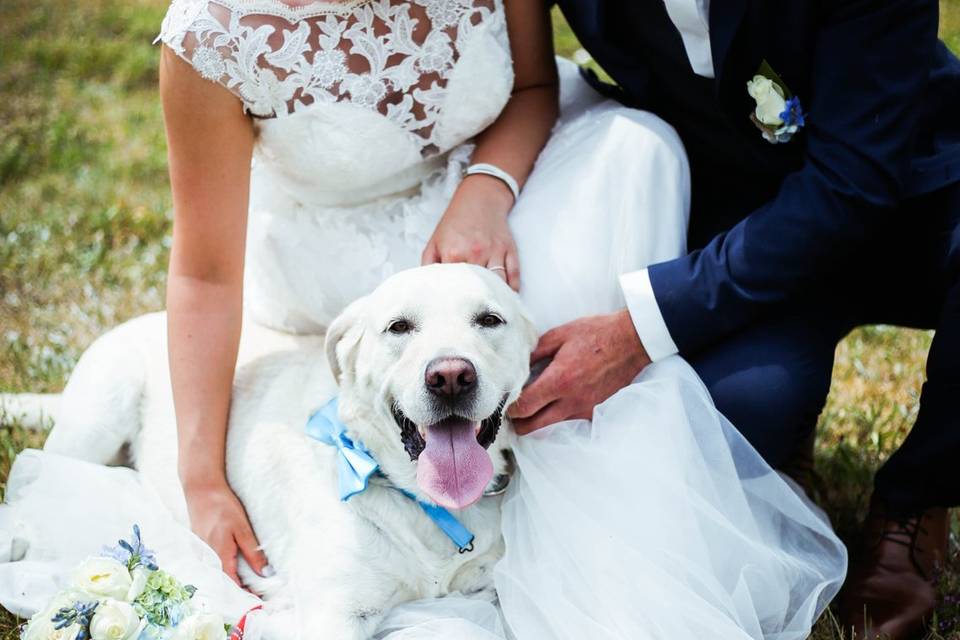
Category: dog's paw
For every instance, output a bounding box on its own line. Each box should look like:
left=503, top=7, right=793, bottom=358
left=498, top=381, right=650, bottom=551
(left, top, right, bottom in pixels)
left=245, top=607, right=298, bottom=640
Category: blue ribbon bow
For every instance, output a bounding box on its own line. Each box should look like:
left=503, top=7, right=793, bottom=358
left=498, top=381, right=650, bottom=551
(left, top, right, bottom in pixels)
left=305, top=397, right=475, bottom=553
left=305, top=397, right=380, bottom=501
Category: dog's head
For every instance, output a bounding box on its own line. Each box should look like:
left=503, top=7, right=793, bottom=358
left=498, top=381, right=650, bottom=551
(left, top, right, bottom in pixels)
left=325, top=263, right=538, bottom=509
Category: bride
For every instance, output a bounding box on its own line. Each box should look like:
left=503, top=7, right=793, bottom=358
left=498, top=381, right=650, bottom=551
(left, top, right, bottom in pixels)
left=0, top=0, right=845, bottom=637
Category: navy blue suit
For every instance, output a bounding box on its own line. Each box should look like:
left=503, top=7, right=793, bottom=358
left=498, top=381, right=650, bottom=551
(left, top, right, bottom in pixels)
left=557, top=0, right=960, bottom=512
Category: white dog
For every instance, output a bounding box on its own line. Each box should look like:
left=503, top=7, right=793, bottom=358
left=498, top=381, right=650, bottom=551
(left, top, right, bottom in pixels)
left=37, top=263, right=538, bottom=638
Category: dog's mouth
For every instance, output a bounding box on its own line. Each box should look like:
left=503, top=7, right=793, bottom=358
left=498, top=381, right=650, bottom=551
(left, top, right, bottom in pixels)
left=391, top=396, right=507, bottom=510
left=392, top=397, right=507, bottom=460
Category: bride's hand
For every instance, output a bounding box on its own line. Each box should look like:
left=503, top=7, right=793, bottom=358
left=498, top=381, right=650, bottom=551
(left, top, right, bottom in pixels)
left=422, top=175, right=520, bottom=291
left=184, top=479, right=272, bottom=587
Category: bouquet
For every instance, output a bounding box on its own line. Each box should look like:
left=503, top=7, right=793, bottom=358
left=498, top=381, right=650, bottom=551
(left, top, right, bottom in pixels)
left=21, top=525, right=228, bottom=640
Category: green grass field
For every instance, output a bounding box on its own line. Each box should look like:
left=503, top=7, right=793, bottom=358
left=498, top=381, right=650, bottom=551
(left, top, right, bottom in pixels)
left=1, top=2, right=959, bottom=638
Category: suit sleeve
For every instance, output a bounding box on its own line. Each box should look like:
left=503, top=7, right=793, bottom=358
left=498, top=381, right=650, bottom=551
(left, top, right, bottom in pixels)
left=644, top=0, right=941, bottom=355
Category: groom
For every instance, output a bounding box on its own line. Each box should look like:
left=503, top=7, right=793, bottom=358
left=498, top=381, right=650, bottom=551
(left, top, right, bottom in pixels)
left=510, top=1, right=960, bottom=638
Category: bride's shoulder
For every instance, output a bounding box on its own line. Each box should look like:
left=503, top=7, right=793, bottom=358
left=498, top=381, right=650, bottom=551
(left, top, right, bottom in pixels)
left=155, top=0, right=370, bottom=117
left=155, top=0, right=231, bottom=74
left=156, top=0, right=215, bottom=55
left=155, top=0, right=310, bottom=117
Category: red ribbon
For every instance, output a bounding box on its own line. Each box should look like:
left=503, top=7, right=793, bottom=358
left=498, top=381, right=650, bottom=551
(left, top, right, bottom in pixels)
left=228, top=606, right=263, bottom=640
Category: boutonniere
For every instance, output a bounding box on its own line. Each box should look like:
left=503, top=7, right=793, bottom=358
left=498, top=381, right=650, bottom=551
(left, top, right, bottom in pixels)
left=747, top=61, right=806, bottom=144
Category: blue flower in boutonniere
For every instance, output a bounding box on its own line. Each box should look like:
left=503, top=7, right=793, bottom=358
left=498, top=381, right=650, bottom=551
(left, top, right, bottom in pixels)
left=747, top=62, right=806, bottom=144
left=780, top=96, right=806, bottom=129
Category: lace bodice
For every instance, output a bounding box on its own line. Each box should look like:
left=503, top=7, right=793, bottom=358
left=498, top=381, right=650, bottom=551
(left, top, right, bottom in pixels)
left=157, top=0, right=515, bottom=326
left=158, top=0, right=512, bottom=172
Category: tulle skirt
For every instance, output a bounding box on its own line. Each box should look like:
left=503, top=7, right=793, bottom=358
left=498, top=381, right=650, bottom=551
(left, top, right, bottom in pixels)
left=0, top=365, right=846, bottom=640
left=0, top=59, right=846, bottom=638
left=497, top=359, right=844, bottom=640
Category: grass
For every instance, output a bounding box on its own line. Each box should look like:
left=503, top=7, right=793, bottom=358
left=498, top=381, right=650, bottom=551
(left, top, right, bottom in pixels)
left=0, top=2, right=958, bottom=638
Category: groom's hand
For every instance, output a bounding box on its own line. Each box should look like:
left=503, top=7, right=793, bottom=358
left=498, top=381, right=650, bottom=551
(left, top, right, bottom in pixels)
left=509, top=309, right=651, bottom=435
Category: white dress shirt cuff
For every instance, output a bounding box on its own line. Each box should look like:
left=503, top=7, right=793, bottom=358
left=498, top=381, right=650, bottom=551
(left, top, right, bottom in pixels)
left=619, top=269, right=680, bottom=362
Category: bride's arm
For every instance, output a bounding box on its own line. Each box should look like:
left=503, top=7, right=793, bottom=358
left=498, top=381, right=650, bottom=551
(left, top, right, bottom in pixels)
left=422, top=0, right=558, bottom=290
left=471, top=0, right=559, bottom=187
left=160, top=47, right=269, bottom=584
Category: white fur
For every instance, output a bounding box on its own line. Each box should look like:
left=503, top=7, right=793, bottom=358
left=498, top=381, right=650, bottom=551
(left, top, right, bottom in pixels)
left=40, top=264, right=536, bottom=639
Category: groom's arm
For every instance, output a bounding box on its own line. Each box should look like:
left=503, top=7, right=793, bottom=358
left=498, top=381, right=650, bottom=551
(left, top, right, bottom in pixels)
left=511, top=0, right=942, bottom=434
left=624, top=0, right=941, bottom=359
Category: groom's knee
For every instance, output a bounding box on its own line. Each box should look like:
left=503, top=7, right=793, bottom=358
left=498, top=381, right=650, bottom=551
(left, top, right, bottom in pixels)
left=709, top=367, right=828, bottom=467
left=689, top=327, right=836, bottom=469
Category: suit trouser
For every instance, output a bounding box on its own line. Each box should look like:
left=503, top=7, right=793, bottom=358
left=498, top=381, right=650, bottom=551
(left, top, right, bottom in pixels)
left=688, top=181, right=960, bottom=513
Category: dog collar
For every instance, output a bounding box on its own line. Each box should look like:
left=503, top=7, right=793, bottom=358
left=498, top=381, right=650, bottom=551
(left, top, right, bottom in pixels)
left=305, top=397, right=476, bottom=553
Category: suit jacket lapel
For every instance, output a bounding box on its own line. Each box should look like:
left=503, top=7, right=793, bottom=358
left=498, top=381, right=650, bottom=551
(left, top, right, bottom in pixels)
left=709, top=0, right=749, bottom=86
left=711, top=0, right=769, bottom=136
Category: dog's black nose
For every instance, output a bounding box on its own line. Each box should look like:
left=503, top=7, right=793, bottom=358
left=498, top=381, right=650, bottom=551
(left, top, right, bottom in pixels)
left=425, top=357, right=477, bottom=399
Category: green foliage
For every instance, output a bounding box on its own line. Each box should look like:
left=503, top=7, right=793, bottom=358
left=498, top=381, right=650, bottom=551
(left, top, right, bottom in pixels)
left=943, top=0, right=960, bottom=53
left=0, top=0, right=171, bottom=393
left=133, top=571, right=197, bottom=627
left=550, top=8, right=581, bottom=58
left=0, top=1, right=958, bottom=638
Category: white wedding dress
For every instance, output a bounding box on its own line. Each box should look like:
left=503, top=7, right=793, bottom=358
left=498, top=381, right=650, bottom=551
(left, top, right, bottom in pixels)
left=0, top=0, right=846, bottom=638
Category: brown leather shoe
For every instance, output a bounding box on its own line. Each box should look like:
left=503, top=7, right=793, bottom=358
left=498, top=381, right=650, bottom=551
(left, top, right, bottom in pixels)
left=838, top=499, right=950, bottom=639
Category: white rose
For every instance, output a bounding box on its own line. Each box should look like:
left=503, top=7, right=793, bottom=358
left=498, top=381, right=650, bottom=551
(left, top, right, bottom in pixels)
left=746, top=75, right=787, bottom=126
left=21, top=619, right=78, bottom=640
left=89, top=599, right=142, bottom=640
left=125, top=566, right=151, bottom=602
left=72, top=558, right=133, bottom=600
left=172, top=613, right=227, bottom=640
left=21, top=599, right=80, bottom=640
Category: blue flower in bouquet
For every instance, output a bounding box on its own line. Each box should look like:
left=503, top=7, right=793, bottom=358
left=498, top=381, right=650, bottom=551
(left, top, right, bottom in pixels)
left=49, top=600, right=99, bottom=640
left=102, top=524, right=159, bottom=572
left=135, top=622, right=173, bottom=640
left=24, top=527, right=221, bottom=640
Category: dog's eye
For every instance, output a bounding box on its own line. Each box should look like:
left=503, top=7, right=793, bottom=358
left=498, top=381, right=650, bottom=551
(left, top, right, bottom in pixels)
left=387, top=319, right=413, bottom=335
left=477, top=313, right=504, bottom=328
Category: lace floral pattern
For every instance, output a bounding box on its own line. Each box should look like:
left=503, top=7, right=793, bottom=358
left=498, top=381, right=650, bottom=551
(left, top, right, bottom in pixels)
left=158, top=0, right=508, bottom=156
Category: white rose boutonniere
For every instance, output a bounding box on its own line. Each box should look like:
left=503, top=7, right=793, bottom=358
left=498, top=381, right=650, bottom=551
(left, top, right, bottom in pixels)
left=747, top=76, right=787, bottom=126
left=747, top=62, right=806, bottom=144
left=71, top=558, right=133, bottom=601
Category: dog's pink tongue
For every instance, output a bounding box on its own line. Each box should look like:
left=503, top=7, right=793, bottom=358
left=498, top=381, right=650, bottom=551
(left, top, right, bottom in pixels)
left=417, top=419, right=492, bottom=510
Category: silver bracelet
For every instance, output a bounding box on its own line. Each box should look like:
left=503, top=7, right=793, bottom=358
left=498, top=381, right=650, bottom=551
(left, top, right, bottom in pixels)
left=464, top=163, right=520, bottom=201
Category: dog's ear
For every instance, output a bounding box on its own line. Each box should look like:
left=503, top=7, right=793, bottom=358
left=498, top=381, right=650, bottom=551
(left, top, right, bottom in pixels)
left=517, top=302, right=540, bottom=352
left=325, top=296, right=368, bottom=386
